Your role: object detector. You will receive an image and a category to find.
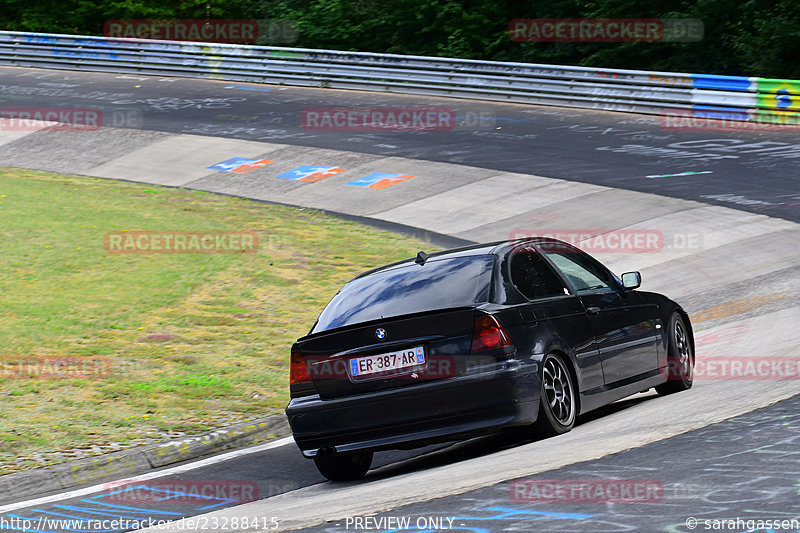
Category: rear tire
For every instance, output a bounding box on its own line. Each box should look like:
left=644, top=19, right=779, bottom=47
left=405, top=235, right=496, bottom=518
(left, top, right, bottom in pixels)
left=313, top=451, right=373, bottom=481
left=656, top=312, right=694, bottom=395
left=534, top=353, right=576, bottom=436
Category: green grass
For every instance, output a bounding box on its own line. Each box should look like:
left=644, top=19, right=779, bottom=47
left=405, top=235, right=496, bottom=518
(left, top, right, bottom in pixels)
left=0, top=167, right=437, bottom=473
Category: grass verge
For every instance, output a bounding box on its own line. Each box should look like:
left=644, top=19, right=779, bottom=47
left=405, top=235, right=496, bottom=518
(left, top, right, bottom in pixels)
left=0, top=166, right=436, bottom=474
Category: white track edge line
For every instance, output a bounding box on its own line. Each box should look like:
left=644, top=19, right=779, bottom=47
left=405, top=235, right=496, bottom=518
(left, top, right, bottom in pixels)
left=0, top=437, right=295, bottom=513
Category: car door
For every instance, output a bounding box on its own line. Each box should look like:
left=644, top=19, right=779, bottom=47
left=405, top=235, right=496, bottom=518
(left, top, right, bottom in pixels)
left=540, top=243, right=659, bottom=385
left=507, top=247, right=604, bottom=392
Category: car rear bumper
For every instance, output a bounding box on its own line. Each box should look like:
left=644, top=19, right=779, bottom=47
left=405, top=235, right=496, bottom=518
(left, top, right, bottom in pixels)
left=285, top=360, right=540, bottom=457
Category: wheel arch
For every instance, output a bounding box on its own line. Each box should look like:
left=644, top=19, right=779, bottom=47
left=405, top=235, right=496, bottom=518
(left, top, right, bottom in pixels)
left=546, top=348, right=583, bottom=416
left=672, top=306, right=695, bottom=357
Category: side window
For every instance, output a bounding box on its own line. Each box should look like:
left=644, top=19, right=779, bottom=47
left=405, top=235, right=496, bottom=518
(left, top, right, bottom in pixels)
left=509, top=250, right=568, bottom=300
left=543, top=249, right=619, bottom=293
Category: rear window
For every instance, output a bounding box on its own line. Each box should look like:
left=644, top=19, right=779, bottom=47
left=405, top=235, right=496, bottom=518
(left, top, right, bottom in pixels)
left=312, top=255, right=494, bottom=333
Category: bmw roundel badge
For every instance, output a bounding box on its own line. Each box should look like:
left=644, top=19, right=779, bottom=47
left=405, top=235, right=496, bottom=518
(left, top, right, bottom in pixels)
left=375, top=328, right=387, bottom=340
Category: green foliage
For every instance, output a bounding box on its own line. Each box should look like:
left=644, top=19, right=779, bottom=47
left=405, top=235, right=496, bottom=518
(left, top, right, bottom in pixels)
left=0, top=0, right=798, bottom=90
left=0, top=0, right=246, bottom=34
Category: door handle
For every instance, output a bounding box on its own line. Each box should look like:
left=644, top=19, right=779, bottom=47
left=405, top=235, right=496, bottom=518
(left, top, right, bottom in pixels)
left=586, top=306, right=601, bottom=315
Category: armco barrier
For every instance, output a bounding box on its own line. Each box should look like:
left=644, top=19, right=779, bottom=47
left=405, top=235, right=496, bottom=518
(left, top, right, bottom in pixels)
left=0, top=31, right=798, bottom=122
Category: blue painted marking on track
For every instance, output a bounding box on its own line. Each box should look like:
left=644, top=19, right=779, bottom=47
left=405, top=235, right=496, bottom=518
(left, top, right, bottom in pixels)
left=457, top=506, right=592, bottom=521
left=3, top=513, right=54, bottom=533
left=5, top=512, right=117, bottom=533
left=48, top=504, right=146, bottom=519
left=50, top=504, right=178, bottom=519
left=30, top=510, right=98, bottom=522
left=346, top=172, right=397, bottom=187
left=4, top=484, right=247, bottom=533
left=194, top=498, right=237, bottom=511
left=76, top=498, right=181, bottom=514
left=276, top=165, right=337, bottom=180
left=151, top=494, right=183, bottom=503
left=89, top=486, right=185, bottom=503
left=206, top=157, right=254, bottom=172
left=87, top=485, right=236, bottom=508
left=86, top=485, right=238, bottom=513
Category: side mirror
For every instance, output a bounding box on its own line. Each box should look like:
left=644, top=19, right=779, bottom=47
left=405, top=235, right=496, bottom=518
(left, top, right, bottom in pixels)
left=621, top=271, right=641, bottom=290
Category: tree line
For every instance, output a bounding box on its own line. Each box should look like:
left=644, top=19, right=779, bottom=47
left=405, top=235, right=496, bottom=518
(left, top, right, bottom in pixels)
left=1, top=0, right=798, bottom=78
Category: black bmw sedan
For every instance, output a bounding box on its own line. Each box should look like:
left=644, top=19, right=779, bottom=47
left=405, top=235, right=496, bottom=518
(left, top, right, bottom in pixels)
left=286, top=238, right=694, bottom=481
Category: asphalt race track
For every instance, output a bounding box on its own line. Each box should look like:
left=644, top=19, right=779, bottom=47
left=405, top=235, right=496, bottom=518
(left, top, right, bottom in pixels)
left=1, top=66, right=800, bottom=222
left=3, top=396, right=799, bottom=533
left=303, top=395, right=800, bottom=533
left=0, top=65, right=798, bottom=533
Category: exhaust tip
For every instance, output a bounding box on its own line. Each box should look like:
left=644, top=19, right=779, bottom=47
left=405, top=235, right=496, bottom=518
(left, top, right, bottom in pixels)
left=317, top=446, right=337, bottom=457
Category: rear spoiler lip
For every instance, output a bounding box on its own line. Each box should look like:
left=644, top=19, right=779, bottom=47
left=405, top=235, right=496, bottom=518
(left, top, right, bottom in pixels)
left=296, top=305, right=484, bottom=343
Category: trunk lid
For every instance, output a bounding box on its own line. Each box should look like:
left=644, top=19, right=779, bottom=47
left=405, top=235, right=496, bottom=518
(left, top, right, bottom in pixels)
left=296, top=307, right=476, bottom=399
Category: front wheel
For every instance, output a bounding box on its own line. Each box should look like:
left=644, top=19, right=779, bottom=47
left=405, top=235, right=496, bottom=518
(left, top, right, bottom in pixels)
left=313, top=451, right=373, bottom=481
left=656, top=312, right=694, bottom=395
left=534, top=353, right=577, bottom=436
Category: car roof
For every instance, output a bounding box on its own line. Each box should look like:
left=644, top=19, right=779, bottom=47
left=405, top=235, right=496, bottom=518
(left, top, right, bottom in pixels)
left=352, top=237, right=569, bottom=280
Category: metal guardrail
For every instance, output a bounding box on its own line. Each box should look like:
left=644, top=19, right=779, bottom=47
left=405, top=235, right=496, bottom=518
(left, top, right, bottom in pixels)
left=0, top=30, right=798, bottom=122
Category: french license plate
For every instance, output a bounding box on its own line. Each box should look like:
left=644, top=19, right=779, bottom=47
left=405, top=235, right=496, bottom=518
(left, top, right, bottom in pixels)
left=349, top=346, right=425, bottom=378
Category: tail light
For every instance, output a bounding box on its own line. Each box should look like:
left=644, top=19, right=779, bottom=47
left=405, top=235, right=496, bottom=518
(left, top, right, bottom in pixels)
left=471, top=313, right=513, bottom=353
left=290, top=348, right=311, bottom=385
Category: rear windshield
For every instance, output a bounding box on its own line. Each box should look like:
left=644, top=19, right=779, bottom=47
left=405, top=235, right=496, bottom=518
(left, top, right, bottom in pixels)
left=312, top=255, right=494, bottom=333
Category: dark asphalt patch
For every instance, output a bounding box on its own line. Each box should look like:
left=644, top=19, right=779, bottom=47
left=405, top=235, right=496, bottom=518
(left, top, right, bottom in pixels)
left=2, top=66, right=800, bottom=223
left=304, top=394, right=800, bottom=533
